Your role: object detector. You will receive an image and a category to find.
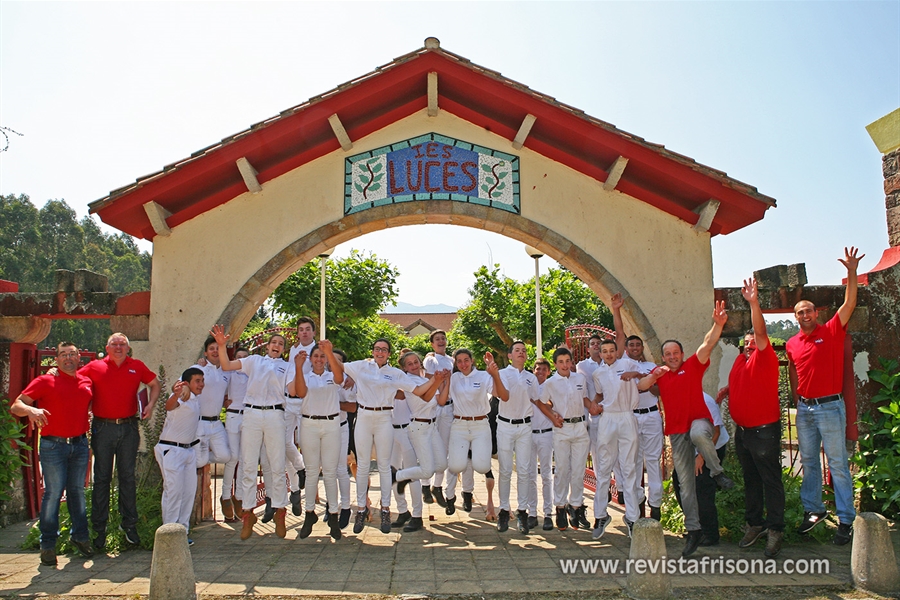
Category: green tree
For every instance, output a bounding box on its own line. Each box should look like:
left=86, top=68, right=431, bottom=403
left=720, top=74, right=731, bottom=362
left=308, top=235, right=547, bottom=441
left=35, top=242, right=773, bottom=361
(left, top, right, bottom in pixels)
left=0, top=194, right=152, bottom=352
left=450, top=265, right=612, bottom=367
left=270, top=250, right=402, bottom=360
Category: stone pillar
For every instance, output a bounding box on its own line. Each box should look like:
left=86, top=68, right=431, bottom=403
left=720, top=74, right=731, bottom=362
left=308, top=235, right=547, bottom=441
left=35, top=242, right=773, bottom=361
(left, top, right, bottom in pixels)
left=866, top=108, right=900, bottom=248
left=851, top=512, right=900, bottom=594
left=149, top=523, right=196, bottom=600
left=626, top=518, right=672, bottom=599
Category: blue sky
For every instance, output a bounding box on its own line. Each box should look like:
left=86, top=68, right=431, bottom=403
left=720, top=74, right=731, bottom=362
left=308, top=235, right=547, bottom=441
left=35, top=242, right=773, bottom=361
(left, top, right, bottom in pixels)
left=1, top=1, right=897, bottom=309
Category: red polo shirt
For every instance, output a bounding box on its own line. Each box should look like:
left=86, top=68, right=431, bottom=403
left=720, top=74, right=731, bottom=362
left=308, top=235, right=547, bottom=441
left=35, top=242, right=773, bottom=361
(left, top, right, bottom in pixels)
left=786, top=313, right=846, bottom=399
left=728, top=343, right=780, bottom=428
left=21, top=372, right=93, bottom=437
left=79, top=356, right=156, bottom=420
left=654, top=354, right=713, bottom=436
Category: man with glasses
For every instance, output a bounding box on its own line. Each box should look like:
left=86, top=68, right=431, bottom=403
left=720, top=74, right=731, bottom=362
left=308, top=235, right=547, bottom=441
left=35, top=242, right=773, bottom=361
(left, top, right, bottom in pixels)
left=79, top=333, right=161, bottom=550
left=12, top=343, right=94, bottom=566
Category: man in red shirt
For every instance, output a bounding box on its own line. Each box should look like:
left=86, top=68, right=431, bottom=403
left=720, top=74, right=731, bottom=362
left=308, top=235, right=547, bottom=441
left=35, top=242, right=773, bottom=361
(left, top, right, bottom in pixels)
left=718, top=278, right=785, bottom=557
left=787, top=247, right=863, bottom=546
left=12, top=342, right=94, bottom=566
left=80, top=333, right=161, bottom=550
left=638, top=301, right=734, bottom=557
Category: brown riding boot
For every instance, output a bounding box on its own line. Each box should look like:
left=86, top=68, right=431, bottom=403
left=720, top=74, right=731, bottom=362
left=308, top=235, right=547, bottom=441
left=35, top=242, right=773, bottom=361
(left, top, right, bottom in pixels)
left=232, top=498, right=243, bottom=518
left=274, top=507, right=288, bottom=538
left=240, top=510, right=257, bottom=540
left=221, top=497, right=235, bottom=522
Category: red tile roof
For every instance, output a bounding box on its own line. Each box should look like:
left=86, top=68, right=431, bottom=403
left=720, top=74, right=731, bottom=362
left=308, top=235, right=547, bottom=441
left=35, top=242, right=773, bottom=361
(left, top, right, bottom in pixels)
left=90, top=40, right=775, bottom=240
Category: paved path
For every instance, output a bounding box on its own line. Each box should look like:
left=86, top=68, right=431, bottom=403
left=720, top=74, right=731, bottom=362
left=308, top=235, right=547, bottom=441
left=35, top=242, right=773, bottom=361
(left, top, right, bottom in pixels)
left=0, top=466, right=894, bottom=597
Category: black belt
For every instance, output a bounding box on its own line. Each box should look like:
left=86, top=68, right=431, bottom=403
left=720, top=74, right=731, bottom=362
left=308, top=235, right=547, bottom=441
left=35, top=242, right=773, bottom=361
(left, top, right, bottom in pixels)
left=245, top=404, right=284, bottom=411
left=393, top=423, right=409, bottom=429
left=498, top=416, right=532, bottom=425
left=303, top=413, right=340, bottom=420
left=444, top=400, right=453, bottom=405
left=563, top=416, right=585, bottom=424
left=94, top=416, right=138, bottom=424
left=42, top=434, right=87, bottom=444
left=340, top=420, right=348, bottom=426
left=159, top=439, right=200, bottom=449
left=800, top=394, right=842, bottom=406
left=226, top=408, right=243, bottom=414
left=737, top=421, right=780, bottom=433
left=634, top=406, right=659, bottom=415
left=532, top=428, right=553, bottom=434
left=200, top=416, right=220, bottom=422
left=360, top=405, right=391, bottom=411
left=411, top=418, right=434, bottom=424
left=455, top=415, right=487, bottom=421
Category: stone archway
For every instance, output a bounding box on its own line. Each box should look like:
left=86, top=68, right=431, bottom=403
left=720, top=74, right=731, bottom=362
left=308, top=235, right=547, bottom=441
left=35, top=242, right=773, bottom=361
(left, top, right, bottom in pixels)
left=129, top=109, right=720, bottom=383
left=217, top=201, right=661, bottom=354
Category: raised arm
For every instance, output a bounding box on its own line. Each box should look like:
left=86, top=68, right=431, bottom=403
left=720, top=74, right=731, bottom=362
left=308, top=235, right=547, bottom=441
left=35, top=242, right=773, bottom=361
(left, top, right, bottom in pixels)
left=484, top=352, right=509, bottom=401
left=742, top=278, right=769, bottom=352
left=434, top=370, right=451, bottom=405
left=320, top=340, right=344, bottom=385
left=288, top=351, right=308, bottom=398
left=637, top=366, right=669, bottom=392
left=837, top=246, right=864, bottom=327
left=696, top=301, right=728, bottom=365
left=210, top=325, right=243, bottom=371
left=413, top=369, right=445, bottom=401
left=165, top=380, right=191, bottom=411
left=611, top=293, right=627, bottom=359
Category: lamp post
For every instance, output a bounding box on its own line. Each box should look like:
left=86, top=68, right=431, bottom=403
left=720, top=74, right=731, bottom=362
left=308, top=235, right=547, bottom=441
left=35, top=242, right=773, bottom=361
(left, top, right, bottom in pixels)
left=524, top=245, right=544, bottom=356
left=319, top=248, right=334, bottom=340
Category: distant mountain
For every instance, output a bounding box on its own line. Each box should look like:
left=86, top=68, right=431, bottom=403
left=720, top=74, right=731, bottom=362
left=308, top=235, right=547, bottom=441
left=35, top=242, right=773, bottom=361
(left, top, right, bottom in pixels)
left=383, top=301, right=458, bottom=314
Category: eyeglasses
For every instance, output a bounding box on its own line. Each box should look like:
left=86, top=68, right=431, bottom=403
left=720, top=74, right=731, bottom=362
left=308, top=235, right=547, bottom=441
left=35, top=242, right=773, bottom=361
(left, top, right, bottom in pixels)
left=57, top=352, right=79, bottom=359
left=373, top=347, right=390, bottom=353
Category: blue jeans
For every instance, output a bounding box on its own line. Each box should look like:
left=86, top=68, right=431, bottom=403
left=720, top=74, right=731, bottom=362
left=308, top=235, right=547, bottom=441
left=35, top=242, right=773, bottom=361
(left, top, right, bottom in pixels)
left=91, top=419, right=140, bottom=535
left=796, top=399, right=855, bottom=525
left=39, top=436, right=90, bottom=549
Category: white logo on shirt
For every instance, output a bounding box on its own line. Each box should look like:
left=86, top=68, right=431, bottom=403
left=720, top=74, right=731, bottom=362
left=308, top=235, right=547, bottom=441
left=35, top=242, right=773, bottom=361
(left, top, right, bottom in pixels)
left=814, top=338, right=824, bottom=344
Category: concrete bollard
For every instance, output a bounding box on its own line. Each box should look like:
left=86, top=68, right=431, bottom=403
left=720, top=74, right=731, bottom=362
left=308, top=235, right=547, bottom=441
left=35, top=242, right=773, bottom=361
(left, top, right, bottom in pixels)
left=851, top=512, right=900, bottom=595
left=626, top=518, right=672, bottom=599
left=149, top=523, right=196, bottom=600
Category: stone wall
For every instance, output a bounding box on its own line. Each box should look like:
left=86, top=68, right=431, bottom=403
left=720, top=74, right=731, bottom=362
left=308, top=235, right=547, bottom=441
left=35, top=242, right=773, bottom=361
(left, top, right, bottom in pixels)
left=883, top=148, right=900, bottom=248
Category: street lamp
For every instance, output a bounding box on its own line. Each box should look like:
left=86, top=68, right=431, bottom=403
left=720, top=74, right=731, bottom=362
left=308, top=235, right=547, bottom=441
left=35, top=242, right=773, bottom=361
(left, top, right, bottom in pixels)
left=524, top=245, right=544, bottom=356
left=319, top=248, right=334, bottom=340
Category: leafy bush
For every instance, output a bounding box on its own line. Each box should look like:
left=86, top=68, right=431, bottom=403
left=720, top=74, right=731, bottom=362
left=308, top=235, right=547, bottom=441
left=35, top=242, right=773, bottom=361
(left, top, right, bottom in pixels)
left=0, top=398, right=31, bottom=514
left=853, top=357, right=900, bottom=519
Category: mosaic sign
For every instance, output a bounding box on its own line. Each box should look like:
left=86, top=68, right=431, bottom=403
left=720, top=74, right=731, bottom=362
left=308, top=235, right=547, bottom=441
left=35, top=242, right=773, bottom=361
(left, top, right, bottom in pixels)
left=344, top=133, right=520, bottom=215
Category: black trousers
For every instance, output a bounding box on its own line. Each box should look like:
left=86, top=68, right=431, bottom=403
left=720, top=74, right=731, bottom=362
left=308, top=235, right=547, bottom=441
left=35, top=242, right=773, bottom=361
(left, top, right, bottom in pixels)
left=734, top=422, right=785, bottom=531
left=673, top=445, right=726, bottom=541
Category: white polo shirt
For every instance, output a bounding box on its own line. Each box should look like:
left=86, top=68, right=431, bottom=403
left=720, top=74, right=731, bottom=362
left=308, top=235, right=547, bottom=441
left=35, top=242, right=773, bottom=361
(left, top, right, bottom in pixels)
left=591, top=357, right=642, bottom=413
left=531, top=379, right=553, bottom=430
left=634, top=360, right=659, bottom=410
left=191, top=362, right=230, bottom=417
left=288, top=340, right=317, bottom=376
left=403, top=373, right=438, bottom=420
left=539, top=372, right=589, bottom=420
left=239, top=354, right=295, bottom=407
left=159, top=393, right=201, bottom=444
left=300, top=370, right=342, bottom=416
left=449, top=369, right=494, bottom=418
left=343, top=360, right=417, bottom=409
left=576, top=357, right=604, bottom=400
left=498, top=365, right=540, bottom=420
left=226, top=370, right=248, bottom=410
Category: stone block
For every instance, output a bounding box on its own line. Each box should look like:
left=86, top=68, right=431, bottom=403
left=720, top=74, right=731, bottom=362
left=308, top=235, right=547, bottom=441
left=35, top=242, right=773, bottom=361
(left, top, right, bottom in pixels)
left=885, top=173, right=900, bottom=196
left=626, top=518, right=672, bottom=599
left=851, top=512, right=900, bottom=594
left=74, top=269, right=108, bottom=292
left=885, top=153, right=899, bottom=177
left=887, top=191, right=900, bottom=211
left=110, top=315, right=150, bottom=342
left=754, top=263, right=807, bottom=289
left=888, top=205, right=900, bottom=248
left=149, top=523, right=196, bottom=600
left=55, top=270, right=75, bottom=293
